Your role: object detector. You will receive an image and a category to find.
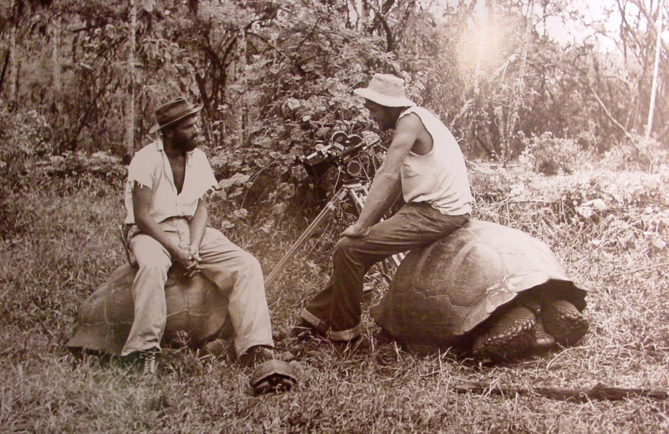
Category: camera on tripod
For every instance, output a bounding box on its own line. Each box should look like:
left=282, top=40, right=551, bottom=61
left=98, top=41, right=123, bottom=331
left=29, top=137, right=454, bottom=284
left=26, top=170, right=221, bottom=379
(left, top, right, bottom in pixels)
left=299, top=131, right=378, bottom=181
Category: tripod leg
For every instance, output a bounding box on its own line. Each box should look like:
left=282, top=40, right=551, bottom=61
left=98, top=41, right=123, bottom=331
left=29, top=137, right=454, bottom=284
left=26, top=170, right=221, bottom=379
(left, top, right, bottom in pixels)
left=265, top=188, right=347, bottom=287
left=347, top=186, right=366, bottom=213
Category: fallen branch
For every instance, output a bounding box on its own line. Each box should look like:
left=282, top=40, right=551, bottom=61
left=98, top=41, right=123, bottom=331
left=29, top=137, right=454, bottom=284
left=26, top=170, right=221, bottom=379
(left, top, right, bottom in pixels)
left=452, top=382, right=668, bottom=402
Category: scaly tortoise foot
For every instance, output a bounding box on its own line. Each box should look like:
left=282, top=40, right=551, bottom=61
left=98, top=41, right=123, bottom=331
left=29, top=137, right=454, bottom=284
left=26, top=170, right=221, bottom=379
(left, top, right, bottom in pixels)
left=541, top=299, right=589, bottom=346
left=472, top=306, right=537, bottom=360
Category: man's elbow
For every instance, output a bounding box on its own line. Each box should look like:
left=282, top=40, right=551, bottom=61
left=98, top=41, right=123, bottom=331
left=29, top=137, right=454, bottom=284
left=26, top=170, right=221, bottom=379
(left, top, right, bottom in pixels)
left=134, top=212, right=153, bottom=231
left=196, top=202, right=209, bottom=220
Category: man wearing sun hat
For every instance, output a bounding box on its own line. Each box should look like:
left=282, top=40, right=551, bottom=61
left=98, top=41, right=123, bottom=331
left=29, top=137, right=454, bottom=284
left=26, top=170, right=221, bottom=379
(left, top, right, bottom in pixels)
left=297, top=73, right=474, bottom=342
left=122, top=97, right=297, bottom=392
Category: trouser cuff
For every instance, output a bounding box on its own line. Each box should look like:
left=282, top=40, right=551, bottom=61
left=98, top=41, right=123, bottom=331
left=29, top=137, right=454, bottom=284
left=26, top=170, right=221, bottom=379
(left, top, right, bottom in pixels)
left=300, top=309, right=361, bottom=342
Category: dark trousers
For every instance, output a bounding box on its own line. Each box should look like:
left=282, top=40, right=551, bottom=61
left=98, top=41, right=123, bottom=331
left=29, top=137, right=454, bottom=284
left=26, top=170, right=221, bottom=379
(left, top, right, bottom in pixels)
left=301, top=202, right=469, bottom=341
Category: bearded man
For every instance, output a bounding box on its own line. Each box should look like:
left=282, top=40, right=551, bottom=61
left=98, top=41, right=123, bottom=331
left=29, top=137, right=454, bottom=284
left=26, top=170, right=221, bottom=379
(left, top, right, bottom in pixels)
left=122, top=97, right=296, bottom=393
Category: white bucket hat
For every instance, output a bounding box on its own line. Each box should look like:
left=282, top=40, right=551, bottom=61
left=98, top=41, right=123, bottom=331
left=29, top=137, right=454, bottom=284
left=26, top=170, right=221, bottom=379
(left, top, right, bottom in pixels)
left=353, top=73, right=415, bottom=108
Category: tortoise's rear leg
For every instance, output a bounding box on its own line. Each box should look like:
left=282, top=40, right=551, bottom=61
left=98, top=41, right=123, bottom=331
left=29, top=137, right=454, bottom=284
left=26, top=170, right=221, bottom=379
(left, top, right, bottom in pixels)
left=541, top=299, right=589, bottom=346
left=472, top=306, right=536, bottom=361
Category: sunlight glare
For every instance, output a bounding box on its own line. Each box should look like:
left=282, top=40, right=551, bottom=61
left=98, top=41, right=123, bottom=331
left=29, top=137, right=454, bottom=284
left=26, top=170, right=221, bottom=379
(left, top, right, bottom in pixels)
left=454, top=5, right=507, bottom=86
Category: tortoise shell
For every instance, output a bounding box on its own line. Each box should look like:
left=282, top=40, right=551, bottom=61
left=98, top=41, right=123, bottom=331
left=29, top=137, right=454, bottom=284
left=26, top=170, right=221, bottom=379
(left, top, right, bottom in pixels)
left=67, top=264, right=230, bottom=355
left=371, top=220, right=587, bottom=350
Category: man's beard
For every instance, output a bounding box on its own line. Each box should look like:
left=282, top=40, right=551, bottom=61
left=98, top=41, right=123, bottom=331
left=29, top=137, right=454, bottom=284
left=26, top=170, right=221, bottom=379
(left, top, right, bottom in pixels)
left=379, top=119, right=394, bottom=131
left=177, top=137, right=197, bottom=152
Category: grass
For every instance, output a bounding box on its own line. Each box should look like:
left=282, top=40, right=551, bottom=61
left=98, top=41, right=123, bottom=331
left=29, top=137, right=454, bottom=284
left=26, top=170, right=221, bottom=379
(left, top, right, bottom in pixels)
left=1, top=161, right=668, bottom=433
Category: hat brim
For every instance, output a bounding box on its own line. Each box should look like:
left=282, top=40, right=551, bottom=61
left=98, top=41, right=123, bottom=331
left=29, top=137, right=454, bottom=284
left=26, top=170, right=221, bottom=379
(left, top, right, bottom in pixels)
left=353, top=88, right=415, bottom=108
left=149, top=104, right=203, bottom=134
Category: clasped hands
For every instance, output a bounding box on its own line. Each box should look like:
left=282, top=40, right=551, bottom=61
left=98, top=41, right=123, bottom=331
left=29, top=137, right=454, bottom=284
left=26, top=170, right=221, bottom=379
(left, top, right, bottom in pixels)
left=173, top=245, right=204, bottom=278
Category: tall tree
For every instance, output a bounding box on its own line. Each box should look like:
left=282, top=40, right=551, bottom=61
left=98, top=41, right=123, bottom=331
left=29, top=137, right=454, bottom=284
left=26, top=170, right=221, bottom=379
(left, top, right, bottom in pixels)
left=125, top=0, right=136, bottom=160
left=646, top=0, right=664, bottom=138
left=7, top=1, right=19, bottom=108
left=51, top=13, right=61, bottom=114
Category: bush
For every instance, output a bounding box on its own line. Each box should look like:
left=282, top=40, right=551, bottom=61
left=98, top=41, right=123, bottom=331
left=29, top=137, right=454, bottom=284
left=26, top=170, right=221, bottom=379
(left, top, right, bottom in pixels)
left=0, top=104, right=54, bottom=239
left=600, top=135, right=669, bottom=172
left=517, top=132, right=591, bottom=175
left=0, top=104, right=53, bottom=179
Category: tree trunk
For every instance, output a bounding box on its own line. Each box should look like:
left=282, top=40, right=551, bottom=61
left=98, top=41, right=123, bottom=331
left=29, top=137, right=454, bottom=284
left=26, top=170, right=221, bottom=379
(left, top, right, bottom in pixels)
left=124, top=0, right=137, bottom=161
left=8, top=16, right=18, bottom=108
left=350, top=0, right=368, bottom=31
left=646, top=0, right=664, bottom=139
left=51, top=15, right=62, bottom=114
left=238, top=28, right=248, bottom=145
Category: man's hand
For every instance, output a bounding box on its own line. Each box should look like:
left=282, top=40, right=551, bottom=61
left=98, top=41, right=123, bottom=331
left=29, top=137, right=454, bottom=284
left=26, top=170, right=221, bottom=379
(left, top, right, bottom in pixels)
left=188, top=245, right=201, bottom=263
left=341, top=224, right=370, bottom=238
left=173, top=246, right=203, bottom=277
left=185, top=246, right=203, bottom=276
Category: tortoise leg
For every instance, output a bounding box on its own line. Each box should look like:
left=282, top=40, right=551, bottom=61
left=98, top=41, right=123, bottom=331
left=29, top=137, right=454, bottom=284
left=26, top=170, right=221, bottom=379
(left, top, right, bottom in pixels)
left=519, top=297, right=556, bottom=351
left=533, top=318, right=556, bottom=350
left=472, top=306, right=536, bottom=361
left=541, top=299, right=589, bottom=346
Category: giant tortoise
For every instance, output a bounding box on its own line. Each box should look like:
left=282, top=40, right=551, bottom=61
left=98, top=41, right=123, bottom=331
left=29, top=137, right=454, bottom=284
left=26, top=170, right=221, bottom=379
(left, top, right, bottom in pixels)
left=371, top=220, right=588, bottom=361
left=67, top=263, right=231, bottom=355
left=68, top=263, right=298, bottom=393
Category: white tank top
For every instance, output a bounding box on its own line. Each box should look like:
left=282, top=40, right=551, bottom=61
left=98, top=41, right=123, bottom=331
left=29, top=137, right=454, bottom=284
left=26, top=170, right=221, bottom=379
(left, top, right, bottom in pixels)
left=399, top=106, right=473, bottom=215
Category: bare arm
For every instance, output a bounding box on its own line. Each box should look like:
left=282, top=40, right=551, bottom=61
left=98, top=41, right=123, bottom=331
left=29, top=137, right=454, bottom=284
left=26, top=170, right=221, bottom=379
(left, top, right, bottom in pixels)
left=188, top=197, right=209, bottom=257
left=343, top=115, right=421, bottom=237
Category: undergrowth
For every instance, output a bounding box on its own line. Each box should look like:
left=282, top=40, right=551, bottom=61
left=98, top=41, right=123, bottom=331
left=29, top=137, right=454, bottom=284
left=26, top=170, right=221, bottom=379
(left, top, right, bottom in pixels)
left=0, top=155, right=668, bottom=432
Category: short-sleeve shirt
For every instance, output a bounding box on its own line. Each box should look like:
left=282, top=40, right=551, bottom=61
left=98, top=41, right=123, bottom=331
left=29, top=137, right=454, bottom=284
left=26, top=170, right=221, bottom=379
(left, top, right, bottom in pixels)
left=123, top=138, right=218, bottom=225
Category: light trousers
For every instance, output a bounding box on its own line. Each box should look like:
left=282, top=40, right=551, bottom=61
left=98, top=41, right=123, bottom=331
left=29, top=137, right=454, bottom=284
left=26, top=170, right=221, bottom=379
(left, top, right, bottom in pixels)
left=121, top=218, right=273, bottom=357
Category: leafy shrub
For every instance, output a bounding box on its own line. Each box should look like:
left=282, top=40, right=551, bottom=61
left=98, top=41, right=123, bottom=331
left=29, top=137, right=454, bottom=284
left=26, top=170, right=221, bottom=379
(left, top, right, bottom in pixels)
left=470, top=158, right=669, bottom=256
left=0, top=104, right=54, bottom=239
left=600, top=135, right=669, bottom=172
left=0, top=104, right=53, bottom=178
left=0, top=102, right=127, bottom=239
left=517, top=132, right=591, bottom=175
left=33, top=151, right=125, bottom=185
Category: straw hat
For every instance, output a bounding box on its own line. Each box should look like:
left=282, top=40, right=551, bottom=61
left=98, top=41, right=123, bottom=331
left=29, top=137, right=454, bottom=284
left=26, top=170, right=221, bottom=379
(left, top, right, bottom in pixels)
left=149, top=97, right=203, bottom=134
left=353, top=73, right=415, bottom=108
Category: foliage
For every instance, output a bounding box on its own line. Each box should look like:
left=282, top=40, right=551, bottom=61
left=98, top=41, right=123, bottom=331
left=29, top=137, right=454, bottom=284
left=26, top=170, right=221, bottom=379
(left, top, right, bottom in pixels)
left=600, top=134, right=669, bottom=172
left=517, top=132, right=591, bottom=175
left=0, top=0, right=666, bottom=213
left=0, top=103, right=52, bottom=239
left=0, top=102, right=52, bottom=173
left=470, top=156, right=669, bottom=257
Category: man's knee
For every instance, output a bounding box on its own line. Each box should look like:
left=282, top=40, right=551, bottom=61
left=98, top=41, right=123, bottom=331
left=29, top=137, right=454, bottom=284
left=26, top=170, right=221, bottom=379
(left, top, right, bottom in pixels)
left=334, top=236, right=359, bottom=258
left=136, top=258, right=171, bottom=278
left=238, top=250, right=263, bottom=275
left=132, top=236, right=171, bottom=272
